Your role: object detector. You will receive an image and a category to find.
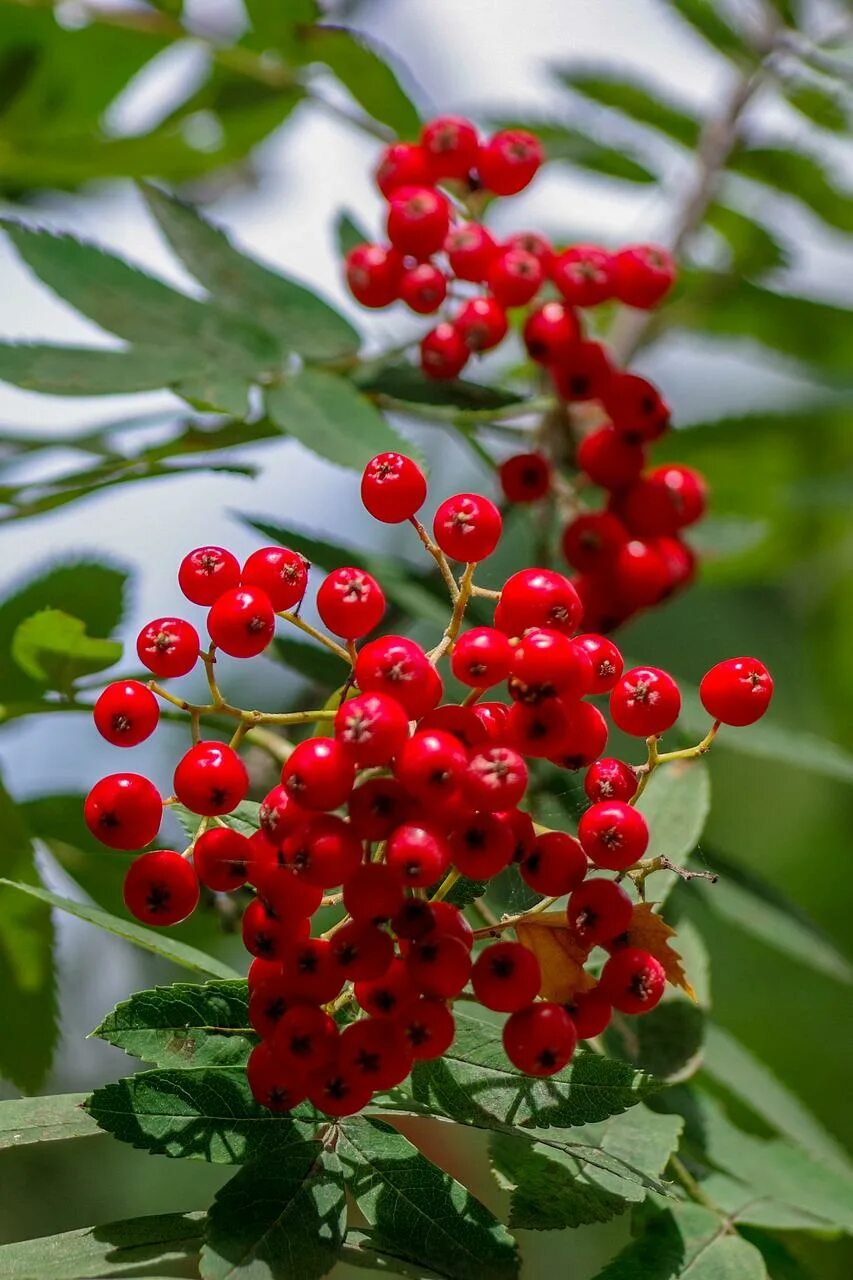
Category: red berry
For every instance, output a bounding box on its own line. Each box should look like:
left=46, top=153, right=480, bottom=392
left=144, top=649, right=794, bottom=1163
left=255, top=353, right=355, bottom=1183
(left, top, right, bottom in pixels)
left=507, top=231, right=553, bottom=271
left=471, top=701, right=511, bottom=744
left=258, top=784, right=307, bottom=844
left=356, top=635, right=440, bottom=719
left=178, top=545, right=240, bottom=606
left=241, top=547, right=308, bottom=612
left=307, top=1064, right=372, bottom=1117
left=405, top=934, right=471, bottom=998
left=584, top=758, right=636, bottom=804
left=578, top=800, right=649, bottom=871
left=316, top=567, right=385, bottom=639
left=568, top=877, right=634, bottom=948
left=511, top=627, right=592, bottom=698
left=445, top=223, right=498, bottom=282
left=343, top=861, right=405, bottom=922
left=400, top=262, right=448, bottom=314
left=449, top=812, right=514, bottom=879
left=361, top=452, right=427, bottom=524
left=612, top=539, right=671, bottom=611
left=247, top=956, right=283, bottom=990
left=562, top=512, right=628, bottom=574
left=619, top=465, right=707, bottom=537
left=521, top=831, right=587, bottom=897
left=496, top=808, right=536, bottom=862
left=603, top=372, right=669, bottom=443
left=387, top=186, right=450, bottom=257
left=472, top=941, right=540, bottom=1012
left=355, top=956, right=413, bottom=1019
left=455, top=296, right=508, bottom=352
left=242, top=896, right=286, bottom=961
left=347, top=778, right=412, bottom=843
left=247, top=1040, right=306, bottom=1112
left=499, top=568, right=582, bottom=636
left=451, top=627, right=513, bottom=688
left=573, top=634, right=624, bottom=694
left=136, top=617, right=199, bottom=678
left=550, top=340, right=613, bottom=402
left=248, top=974, right=289, bottom=1039
left=600, top=946, right=666, bottom=1014
left=487, top=247, right=543, bottom=308
left=547, top=701, right=609, bottom=771
left=433, top=492, right=502, bottom=562
left=506, top=697, right=574, bottom=759
left=84, top=773, right=162, bottom=850
left=499, top=452, right=552, bottom=503
left=94, top=680, right=159, bottom=748
left=395, top=729, right=468, bottom=802
left=612, top=244, right=676, bottom=309
left=421, top=115, right=479, bottom=180
left=376, top=141, right=431, bottom=196
left=396, top=996, right=455, bottom=1059
left=420, top=704, right=489, bottom=750
left=551, top=245, right=614, bottom=307
left=464, top=745, right=528, bottom=811
left=280, top=937, right=343, bottom=1004
left=610, top=666, right=681, bottom=737
left=335, top=691, right=409, bottom=767
left=385, top=822, right=451, bottom=887
left=577, top=425, right=645, bottom=490
left=193, top=826, right=250, bottom=891
left=478, top=129, right=543, bottom=195
left=252, top=863, right=322, bottom=927
left=523, top=301, right=581, bottom=365
left=282, top=814, right=362, bottom=888
left=346, top=243, right=403, bottom=308
left=330, top=920, right=394, bottom=982
left=567, top=987, right=613, bottom=1039
left=282, top=738, right=355, bottom=811
left=339, top=1017, right=412, bottom=1090
left=424, top=901, right=474, bottom=950
left=276, top=1004, right=338, bottom=1077
left=652, top=535, right=696, bottom=597
left=503, top=1001, right=577, bottom=1075
left=173, top=741, right=248, bottom=816
left=207, top=587, right=275, bottom=658
left=420, top=322, right=469, bottom=380
left=123, top=850, right=198, bottom=925
left=699, top=657, right=773, bottom=726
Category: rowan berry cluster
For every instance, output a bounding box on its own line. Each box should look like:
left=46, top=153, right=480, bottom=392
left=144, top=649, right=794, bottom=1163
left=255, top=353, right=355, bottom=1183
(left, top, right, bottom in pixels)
left=345, top=115, right=705, bottom=632
left=84, top=452, right=773, bottom=1117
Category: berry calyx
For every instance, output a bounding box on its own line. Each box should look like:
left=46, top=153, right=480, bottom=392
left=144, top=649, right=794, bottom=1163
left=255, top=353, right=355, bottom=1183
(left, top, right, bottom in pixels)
left=433, top=492, right=503, bottom=562
left=207, top=587, right=275, bottom=658
left=178, top=546, right=241, bottom=606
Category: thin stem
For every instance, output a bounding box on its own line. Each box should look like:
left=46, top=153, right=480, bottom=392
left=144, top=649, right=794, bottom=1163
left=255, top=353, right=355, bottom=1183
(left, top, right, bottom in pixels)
left=244, top=726, right=293, bottom=765
left=429, top=562, right=476, bottom=662
left=471, top=895, right=559, bottom=939
left=669, top=1155, right=731, bottom=1221
left=276, top=610, right=350, bottom=662
left=631, top=723, right=720, bottom=804
left=430, top=869, right=461, bottom=904
left=409, top=517, right=460, bottom=602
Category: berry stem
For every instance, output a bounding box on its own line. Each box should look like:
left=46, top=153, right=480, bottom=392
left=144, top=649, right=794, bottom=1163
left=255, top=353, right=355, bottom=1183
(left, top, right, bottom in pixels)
left=470, top=894, right=559, bottom=939
left=668, top=1154, right=731, bottom=1221
left=625, top=855, right=719, bottom=900
left=244, top=727, right=293, bottom=765
left=429, top=562, right=477, bottom=662
left=409, top=516, right=460, bottom=602
left=276, top=609, right=351, bottom=662
left=430, top=868, right=461, bottom=903
left=631, top=721, right=721, bottom=803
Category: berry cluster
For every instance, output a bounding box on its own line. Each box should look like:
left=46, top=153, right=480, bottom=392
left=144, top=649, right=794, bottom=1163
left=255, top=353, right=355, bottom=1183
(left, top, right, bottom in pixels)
left=345, top=116, right=705, bottom=633
left=85, top=452, right=773, bottom=1117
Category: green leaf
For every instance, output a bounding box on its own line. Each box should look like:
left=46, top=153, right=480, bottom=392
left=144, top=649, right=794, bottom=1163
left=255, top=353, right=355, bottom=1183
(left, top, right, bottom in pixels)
left=593, top=1202, right=768, bottom=1279
left=410, top=1009, right=657, bottom=1130
left=338, top=1116, right=519, bottom=1280
left=92, top=980, right=255, bottom=1069
left=729, top=146, right=853, bottom=233
left=706, top=205, right=788, bottom=275
left=0, top=879, right=241, bottom=981
left=634, top=759, right=711, bottom=902
left=0, top=1093, right=100, bottom=1149
left=201, top=1142, right=345, bottom=1279
left=298, top=28, right=420, bottom=138
left=0, top=343, right=203, bottom=395
left=668, top=0, right=755, bottom=63
left=12, top=608, right=121, bottom=692
left=172, top=801, right=261, bottom=842
left=84, top=1067, right=315, bottom=1164
left=784, top=83, right=849, bottom=133
left=0, top=1211, right=204, bottom=1280
left=336, top=211, right=371, bottom=258
left=604, top=1002, right=706, bottom=1084
left=356, top=362, right=526, bottom=411
left=265, top=369, right=411, bottom=471
left=555, top=67, right=701, bottom=147
left=506, top=121, right=657, bottom=183
left=141, top=184, right=359, bottom=362
left=444, top=875, right=489, bottom=909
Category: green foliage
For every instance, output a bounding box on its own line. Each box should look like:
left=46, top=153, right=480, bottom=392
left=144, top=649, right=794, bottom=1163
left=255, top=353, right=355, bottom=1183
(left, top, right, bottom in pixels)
left=634, top=760, right=711, bottom=903
left=92, top=981, right=255, bottom=1070
left=555, top=67, right=701, bottom=148
left=11, top=609, right=121, bottom=694
left=0, top=1093, right=99, bottom=1149
left=0, top=1212, right=205, bottom=1280
left=265, top=369, right=411, bottom=471
left=594, top=1201, right=768, bottom=1278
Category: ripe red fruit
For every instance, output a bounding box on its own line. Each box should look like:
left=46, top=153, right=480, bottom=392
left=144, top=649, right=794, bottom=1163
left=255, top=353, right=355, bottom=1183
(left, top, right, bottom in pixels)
left=84, top=773, right=162, bottom=850
left=568, top=877, right=634, bottom=948
left=248, top=974, right=289, bottom=1039
left=258, top=784, right=307, bottom=844
left=451, top=627, right=513, bottom=688
left=487, top=247, right=543, bottom=308
left=385, top=822, right=451, bottom=887
left=551, top=245, right=614, bottom=307
left=449, top=812, right=515, bottom=879
left=282, top=814, right=362, bottom=888
left=178, top=546, right=240, bottom=606
left=455, top=296, right=508, bottom=352
left=548, top=701, right=609, bottom=771
left=307, top=1064, right=372, bottom=1117
left=478, top=129, right=543, bottom=195
left=506, top=697, right=574, bottom=759
left=600, top=946, right=666, bottom=1014
left=282, top=738, right=355, bottom=811
left=653, top=535, right=696, bottom=597
left=241, top=547, right=308, bottom=612
left=572, top=634, right=624, bottom=695
left=247, top=956, right=284, bottom=991
left=361, top=452, right=428, bottom=524
left=604, top=372, right=670, bottom=443
left=316, top=567, right=385, bottom=639
left=578, top=800, right=649, bottom=871
left=343, top=861, right=405, bottom=923
left=345, top=243, right=403, bottom=308
left=699, top=656, right=773, bottom=726
left=207, top=587, right=275, bottom=658
left=355, top=956, right=413, bottom=1019
left=620, top=465, right=707, bottom=537
left=445, top=223, right=498, bottom=281
left=521, top=831, right=587, bottom=897
left=420, top=322, right=469, bottom=379
left=136, top=617, right=199, bottom=678
left=94, top=680, right=159, bottom=748
left=523, top=302, right=581, bottom=365
left=499, top=568, right=582, bottom=636
left=406, top=934, right=471, bottom=998
left=173, top=741, right=249, bottom=816
left=612, top=244, right=676, bottom=309
left=511, top=627, right=592, bottom=698
left=280, top=937, right=343, bottom=1004
left=355, top=635, right=440, bottom=718
left=506, top=231, right=553, bottom=270
left=252, top=863, right=322, bottom=927
left=433, top=492, right=502, bottom=562
left=248, top=1040, right=307, bottom=1112
left=612, top=538, right=671, bottom=611
left=567, top=987, right=613, bottom=1039
left=471, top=701, right=511, bottom=744
left=123, top=850, right=198, bottom=926
left=400, top=262, right=448, bottom=314
left=421, top=115, right=479, bottom=179
left=387, top=186, right=450, bottom=257
left=396, top=996, right=455, bottom=1059
left=562, top=512, right=628, bottom=574
left=550, top=340, right=613, bottom=402
left=330, top=920, right=394, bottom=982
left=395, top=730, right=468, bottom=802
left=276, top=1004, right=338, bottom=1077
left=610, top=666, right=682, bottom=737
left=499, top=452, right=552, bottom=503
left=242, top=896, right=286, bottom=961
left=472, top=941, right=541, bottom=1012
left=464, top=745, right=528, bottom=810
left=503, top=1001, right=577, bottom=1075
left=584, top=758, right=637, bottom=804
left=376, top=141, right=431, bottom=197
left=577, top=425, right=645, bottom=490
left=347, top=778, right=411, bottom=842
left=334, top=691, right=409, bottom=767
left=339, top=1017, right=413, bottom=1090
left=193, top=826, right=250, bottom=891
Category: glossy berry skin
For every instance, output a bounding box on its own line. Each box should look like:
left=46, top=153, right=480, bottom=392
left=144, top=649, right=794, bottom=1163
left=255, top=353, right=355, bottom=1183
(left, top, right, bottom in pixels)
left=472, top=941, right=540, bottom=1012
left=279, top=938, right=342, bottom=1005
left=387, top=186, right=450, bottom=257
left=248, top=1040, right=306, bottom=1112
left=499, top=452, right=552, bottom=503
left=478, top=129, right=543, bottom=195
left=499, top=568, right=582, bottom=636
left=610, top=666, right=682, bottom=737
left=577, top=425, right=645, bottom=490
left=523, top=302, right=581, bottom=365
left=123, top=850, right=198, bottom=926
left=178, top=546, right=241, bottom=606
left=282, top=814, right=362, bottom=888
left=562, top=512, right=628, bottom=575
left=343, top=861, right=405, bottom=923
left=612, top=539, right=671, bottom=611
left=376, top=141, right=431, bottom=196
left=487, top=248, right=543, bottom=308
left=283, top=738, right=355, bottom=811
left=449, top=812, right=514, bottom=879
left=507, top=231, right=553, bottom=270
left=568, top=877, right=634, bottom=948
left=330, top=921, right=394, bottom=982
left=355, top=635, right=439, bottom=719
left=455, top=297, right=508, bottom=353
left=400, top=262, right=448, bottom=314
left=604, top=372, right=669, bottom=443
left=361, top=452, right=427, bottom=524
left=464, top=745, right=528, bottom=811
left=506, top=697, right=574, bottom=759
left=451, top=627, right=513, bottom=688
left=699, top=657, right=773, bottom=726
left=307, top=1066, right=372, bottom=1118
left=421, top=115, right=479, bottom=179
left=567, top=987, right=613, bottom=1040
left=173, top=741, right=249, bottom=816
left=247, top=974, right=289, bottom=1039
left=572, top=634, right=624, bottom=695
left=276, top=1004, right=338, bottom=1077
left=241, top=547, right=308, bottom=612
left=345, top=243, right=403, bottom=308
left=578, top=800, right=649, bottom=871
left=551, top=340, right=613, bottom=403
left=406, top=934, right=471, bottom=999
left=551, top=245, right=613, bottom=308
left=207, top=587, right=275, bottom=658
left=619, top=465, right=707, bottom=537
left=136, top=617, right=199, bottom=679
left=521, top=830, right=587, bottom=897
left=339, top=1017, right=412, bottom=1090
left=511, top=627, right=591, bottom=698
left=334, top=691, right=409, bottom=767
left=420, top=322, right=469, bottom=380
left=193, top=826, right=250, bottom=892
left=600, top=947, right=666, bottom=1014
left=397, top=996, right=455, bottom=1060
left=421, top=704, right=489, bottom=750
left=395, top=730, right=468, bottom=802
left=584, top=758, right=637, bottom=804
left=503, top=1001, right=577, bottom=1075
left=258, top=784, right=307, bottom=844
left=94, top=680, right=159, bottom=747
left=242, top=897, right=286, bottom=962
left=84, top=773, right=162, bottom=850
left=385, top=822, right=451, bottom=887
left=433, top=493, right=502, bottom=562
left=347, top=778, right=411, bottom=842
left=316, top=567, right=385, bottom=639
left=445, top=223, right=498, bottom=282
left=549, top=701, right=609, bottom=771
left=612, top=244, right=676, bottom=310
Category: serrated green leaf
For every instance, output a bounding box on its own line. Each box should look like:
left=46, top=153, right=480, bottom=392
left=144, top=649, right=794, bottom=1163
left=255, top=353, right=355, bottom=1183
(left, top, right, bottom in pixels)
left=299, top=27, right=420, bottom=138
left=0, top=1211, right=204, bottom=1280
left=341, top=1230, right=446, bottom=1279
left=172, top=801, right=261, bottom=842
left=339, top=1117, right=519, bottom=1280
left=738, top=1227, right=815, bottom=1280
left=555, top=67, right=701, bottom=147
left=356, top=362, right=526, bottom=411
left=634, top=759, right=711, bottom=903
left=668, top=0, right=755, bottom=63
left=729, top=146, right=853, bottom=233
left=0, top=1093, right=100, bottom=1149
left=444, top=875, right=488, bottom=909
left=592, top=1202, right=768, bottom=1279
left=201, top=1142, right=345, bottom=1280
left=336, top=211, right=371, bottom=258
left=0, top=343, right=203, bottom=396
left=141, top=185, right=359, bottom=362
left=706, top=205, right=788, bottom=275
left=12, top=609, right=121, bottom=693
left=604, top=1001, right=706, bottom=1084
left=265, top=369, right=411, bottom=471
left=93, top=980, right=254, bottom=1069
left=502, top=121, right=657, bottom=183
left=784, top=83, right=848, bottom=133
left=0, top=879, right=240, bottom=981
left=84, top=1067, right=316, bottom=1163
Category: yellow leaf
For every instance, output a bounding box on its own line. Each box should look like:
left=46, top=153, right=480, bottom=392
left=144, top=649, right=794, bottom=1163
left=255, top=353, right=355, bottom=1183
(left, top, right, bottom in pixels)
left=624, top=902, right=696, bottom=1000
left=515, top=911, right=596, bottom=1003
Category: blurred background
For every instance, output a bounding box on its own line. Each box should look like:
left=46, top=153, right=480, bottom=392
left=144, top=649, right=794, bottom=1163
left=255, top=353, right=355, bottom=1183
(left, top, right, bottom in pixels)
left=0, top=1, right=851, bottom=1277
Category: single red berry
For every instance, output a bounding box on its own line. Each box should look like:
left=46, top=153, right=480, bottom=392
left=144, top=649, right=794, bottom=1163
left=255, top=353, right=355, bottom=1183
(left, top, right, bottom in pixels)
left=282, top=738, right=355, bottom=811
left=406, top=933, right=471, bottom=998
left=503, top=1001, right=577, bottom=1075
left=280, top=937, right=343, bottom=1005
left=619, top=465, right=707, bottom=537
left=562, top=512, right=628, bottom=575
left=433, top=492, right=502, bottom=562
left=396, top=996, right=455, bottom=1059
left=464, top=745, right=528, bottom=811
left=603, top=372, right=670, bottom=443
left=424, top=901, right=474, bottom=950
left=523, top=301, right=581, bottom=365
left=474, top=944, right=541, bottom=1017
left=584, top=758, right=637, bottom=804
left=699, top=657, right=773, bottom=726
left=507, top=231, right=553, bottom=271
left=478, top=129, right=543, bottom=195
left=347, top=777, right=412, bottom=842
left=330, top=920, right=394, bottom=982
left=343, top=861, right=405, bottom=923
left=506, top=697, right=574, bottom=759
left=445, top=222, right=499, bottom=281
left=174, top=741, right=249, bottom=816
left=578, top=800, right=649, bottom=871
left=355, top=635, right=440, bottom=718
left=355, top=956, right=414, bottom=1019
left=242, top=896, right=286, bottom=961
left=449, top=811, right=515, bottom=879
left=385, top=822, right=451, bottom=887
left=136, top=617, right=199, bottom=678
left=387, top=186, right=450, bottom=257
left=499, top=568, right=582, bottom=636
left=345, top=243, right=403, bottom=308
left=568, top=877, right=634, bottom=948
left=420, top=322, right=469, bottom=380
left=420, top=704, right=488, bottom=750
left=391, top=897, right=436, bottom=942
left=94, top=680, right=159, bottom=748
left=335, top=691, right=409, bottom=767
left=600, top=946, right=666, bottom=1014
left=252, top=863, right=323, bottom=928
left=247, top=1040, right=307, bottom=1113
left=572, top=572, right=631, bottom=634
left=421, top=115, right=479, bottom=179
left=258, top=784, right=307, bottom=844
left=521, top=831, right=587, bottom=897
left=499, top=452, right=552, bottom=503
left=307, top=1063, right=373, bottom=1117
left=178, top=545, right=241, bottom=607
left=548, top=700, right=609, bottom=771
left=339, top=1017, right=413, bottom=1090
left=400, top=262, right=448, bottom=314
left=451, top=627, right=513, bottom=688
left=511, top=627, right=592, bottom=699
left=573, top=634, right=624, bottom=695
left=316, top=567, right=385, bottom=639
left=577, top=425, right=645, bottom=490
left=471, top=701, right=511, bottom=744
left=551, top=245, right=614, bottom=307
left=652, top=535, right=696, bottom=597
left=550, top=340, right=613, bottom=402
left=395, top=730, right=468, bottom=802
left=123, top=850, right=198, bottom=925
left=612, top=244, right=676, bottom=309
left=611, top=538, right=671, bottom=610
left=495, top=807, right=536, bottom=863
left=610, top=666, right=682, bottom=737
left=84, top=773, right=162, bottom=850
left=282, top=813, right=362, bottom=888
left=193, top=826, right=250, bottom=891
left=247, top=956, right=283, bottom=991
left=487, top=247, right=543, bottom=308
left=241, top=547, right=308, bottom=611
left=566, top=987, right=613, bottom=1039
left=362, top=452, right=428, bottom=525
left=207, top=586, right=275, bottom=658
left=376, top=141, right=431, bottom=196
left=455, top=296, right=508, bottom=352
left=275, top=1004, right=338, bottom=1078
left=248, top=974, right=289, bottom=1040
